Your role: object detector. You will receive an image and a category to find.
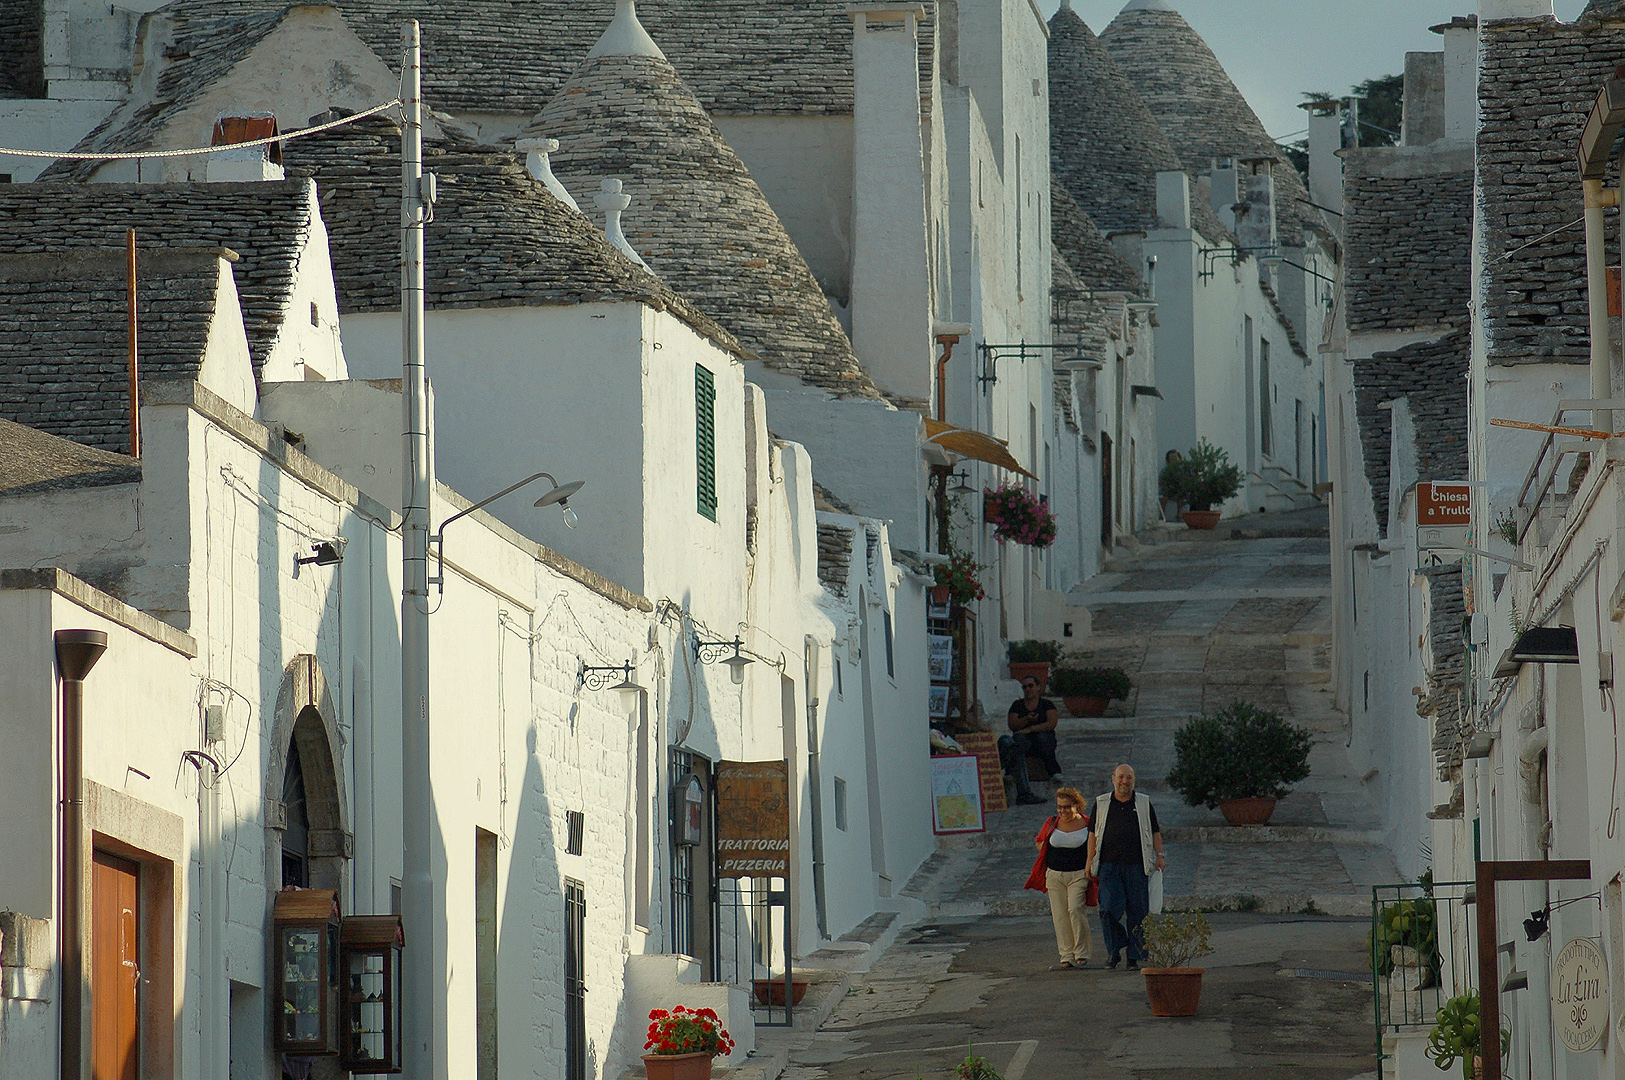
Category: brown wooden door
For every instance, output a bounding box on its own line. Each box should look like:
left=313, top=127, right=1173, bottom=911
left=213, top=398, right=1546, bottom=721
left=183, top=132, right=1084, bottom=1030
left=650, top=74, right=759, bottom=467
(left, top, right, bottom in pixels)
left=91, top=850, right=139, bottom=1080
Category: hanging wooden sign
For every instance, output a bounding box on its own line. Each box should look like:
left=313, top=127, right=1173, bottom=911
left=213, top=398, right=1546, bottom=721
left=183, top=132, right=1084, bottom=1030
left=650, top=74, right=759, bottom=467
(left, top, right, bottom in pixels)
left=715, top=760, right=790, bottom=878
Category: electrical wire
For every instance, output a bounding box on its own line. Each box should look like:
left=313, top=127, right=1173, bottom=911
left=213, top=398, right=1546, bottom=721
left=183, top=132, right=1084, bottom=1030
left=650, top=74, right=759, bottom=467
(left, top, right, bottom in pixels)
left=0, top=98, right=402, bottom=159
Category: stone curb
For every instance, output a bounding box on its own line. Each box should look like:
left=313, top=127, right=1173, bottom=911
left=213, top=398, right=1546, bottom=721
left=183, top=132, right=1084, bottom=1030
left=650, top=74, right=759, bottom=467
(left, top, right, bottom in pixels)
left=1132, top=669, right=1330, bottom=687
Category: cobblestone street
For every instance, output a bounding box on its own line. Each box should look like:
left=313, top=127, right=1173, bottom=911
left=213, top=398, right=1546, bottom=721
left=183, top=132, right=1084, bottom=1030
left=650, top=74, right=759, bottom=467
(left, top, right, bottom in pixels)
left=730, top=509, right=1388, bottom=1080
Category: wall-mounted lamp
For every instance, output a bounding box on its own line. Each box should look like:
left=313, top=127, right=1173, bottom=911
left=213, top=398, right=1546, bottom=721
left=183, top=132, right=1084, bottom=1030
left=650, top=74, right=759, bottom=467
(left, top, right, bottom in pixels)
left=431, top=471, right=588, bottom=595
left=579, top=662, right=644, bottom=695
left=1056, top=353, right=1106, bottom=372
left=696, top=636, right=754, bottom=684
left=1523, top=909, right=1549, bottom=942
left=295, top=538, right=347, bottom=569
left=948, top=470, right=975, bottom=494
left=533, top=476, right=585, bottom=530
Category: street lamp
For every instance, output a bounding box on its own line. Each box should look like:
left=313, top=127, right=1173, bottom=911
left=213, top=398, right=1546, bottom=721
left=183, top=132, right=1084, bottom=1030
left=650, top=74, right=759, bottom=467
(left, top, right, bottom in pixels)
left=429, top=471, right=586, bottom=595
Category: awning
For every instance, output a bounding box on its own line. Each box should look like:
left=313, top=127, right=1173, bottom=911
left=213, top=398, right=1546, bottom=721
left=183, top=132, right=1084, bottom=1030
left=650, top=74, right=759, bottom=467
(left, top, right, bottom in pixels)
left=923, top=418, right=1038, bottom=479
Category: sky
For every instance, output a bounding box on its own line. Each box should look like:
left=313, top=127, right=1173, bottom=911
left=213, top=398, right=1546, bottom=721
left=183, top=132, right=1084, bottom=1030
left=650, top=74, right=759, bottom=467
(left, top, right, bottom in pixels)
left=1040, top=1, right=1589, bottom=141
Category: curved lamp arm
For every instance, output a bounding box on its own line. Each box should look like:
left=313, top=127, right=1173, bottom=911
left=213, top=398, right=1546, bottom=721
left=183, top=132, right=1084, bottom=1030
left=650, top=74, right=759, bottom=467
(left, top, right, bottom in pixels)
left=429, top=471, right=563, bottom=593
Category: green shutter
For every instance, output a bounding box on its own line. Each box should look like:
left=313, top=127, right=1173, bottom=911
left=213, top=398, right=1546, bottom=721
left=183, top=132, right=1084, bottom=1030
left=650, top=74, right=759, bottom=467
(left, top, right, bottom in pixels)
left=695, top=365, right=717, bottom=521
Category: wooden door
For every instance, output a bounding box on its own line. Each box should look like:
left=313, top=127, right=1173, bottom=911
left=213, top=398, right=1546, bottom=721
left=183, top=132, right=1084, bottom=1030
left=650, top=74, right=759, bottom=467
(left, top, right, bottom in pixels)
left=92, top=851, right=140, bottom=1080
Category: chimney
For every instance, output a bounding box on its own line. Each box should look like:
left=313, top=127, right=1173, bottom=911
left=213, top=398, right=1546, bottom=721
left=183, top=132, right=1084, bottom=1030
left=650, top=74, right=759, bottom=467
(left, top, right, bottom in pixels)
left=594, top=179, right=649, bottom=268
left=848, top=2, right=933, bottom=403
left=1236, top=158, right=1277, bottom=254
left=1156, top=169, right=1191, bottom=230
left=1401, top=51, right=1445, bottom=146
left=206, top=115, right=284, bottom=182
left=1435, top=16, right=1479, bottom=142
left=1209, top=161, right=1240, bottom=233
left=1477, top=0, right=1552, bottom=19
left=1305, top=101, right=1343, bottom=226
left=515, top=136, right=582, bottom=211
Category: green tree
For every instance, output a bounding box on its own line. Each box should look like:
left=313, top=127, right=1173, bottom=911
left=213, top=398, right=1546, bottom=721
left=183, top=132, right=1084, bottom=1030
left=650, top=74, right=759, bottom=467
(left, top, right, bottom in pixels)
left=1281, top=73, right=1403, bottom=181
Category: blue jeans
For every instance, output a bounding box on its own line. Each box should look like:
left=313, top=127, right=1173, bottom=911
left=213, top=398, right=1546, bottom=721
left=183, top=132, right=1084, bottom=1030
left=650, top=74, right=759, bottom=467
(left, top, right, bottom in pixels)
left=997, top=731, right=1060, bottom=794
left=1097, top=860, right=1150, bottom=962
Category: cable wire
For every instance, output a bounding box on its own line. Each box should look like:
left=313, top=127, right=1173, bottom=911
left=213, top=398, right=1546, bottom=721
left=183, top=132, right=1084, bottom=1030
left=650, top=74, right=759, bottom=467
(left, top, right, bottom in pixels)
left=0, top=98, right=402, bottom=159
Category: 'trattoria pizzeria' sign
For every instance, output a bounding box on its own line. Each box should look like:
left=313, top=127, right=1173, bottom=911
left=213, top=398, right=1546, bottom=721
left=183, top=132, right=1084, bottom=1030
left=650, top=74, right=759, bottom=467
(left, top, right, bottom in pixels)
left=715, top=760, right=790, bottom=878
left=1552, top=936, right=1609, bottom=1053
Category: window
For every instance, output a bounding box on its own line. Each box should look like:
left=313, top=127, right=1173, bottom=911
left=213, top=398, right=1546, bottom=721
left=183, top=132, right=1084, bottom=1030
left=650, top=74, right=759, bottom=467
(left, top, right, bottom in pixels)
left=281, top=742, right=310, bottom=888
left=695, top=365, right=718, bottom=521
left=1259, top=340, right=1273, bottom=458
left=565, top=811, right=585, bottom=856
left=834, top=777, right=849, bottom=832
left=833, top=656, right=844, bottom=698
left=564, top=880, right=586, bottom=1080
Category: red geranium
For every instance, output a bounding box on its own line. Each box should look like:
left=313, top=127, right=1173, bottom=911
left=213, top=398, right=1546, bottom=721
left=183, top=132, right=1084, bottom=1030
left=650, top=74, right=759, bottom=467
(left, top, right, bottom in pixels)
left=644, top=1004, right=735, bottom=1058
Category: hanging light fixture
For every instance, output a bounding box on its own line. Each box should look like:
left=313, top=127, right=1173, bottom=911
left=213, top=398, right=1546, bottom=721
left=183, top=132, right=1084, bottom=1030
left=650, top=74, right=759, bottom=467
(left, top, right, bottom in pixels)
left=696, top=636, right=755, bottom=684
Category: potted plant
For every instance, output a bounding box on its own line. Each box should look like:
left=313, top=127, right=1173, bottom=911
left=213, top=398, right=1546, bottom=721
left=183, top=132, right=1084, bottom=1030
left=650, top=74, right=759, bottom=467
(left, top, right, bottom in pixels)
left=1007, top=639, right=1064, bottom=685
left=751, top=976, right=809, bottom=1006
left=1139, top=911, right=1214, bottom=1016
left=1159, top=440, right=1243, bottom=529
left=1427, top=991, right=1508, bottom=1079
left=642, top=1005, right=735, bottom=1080
left=983, top=484, right=1058, bottom=548
left=933, top=550, right=986, bottom=607
left=1165, top=702, right=1312, bottom=825
left=1050, top=666, right=1131, bottom=717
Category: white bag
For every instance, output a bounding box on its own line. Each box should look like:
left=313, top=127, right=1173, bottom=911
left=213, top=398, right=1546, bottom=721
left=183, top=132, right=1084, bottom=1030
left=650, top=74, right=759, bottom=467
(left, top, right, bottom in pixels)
left=1148, top=868, right=1164, bottom=914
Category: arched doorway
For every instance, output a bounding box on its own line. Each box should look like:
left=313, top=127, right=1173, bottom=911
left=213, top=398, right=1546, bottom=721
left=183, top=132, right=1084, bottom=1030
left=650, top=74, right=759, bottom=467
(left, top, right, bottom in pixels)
left=267, top=656, right=350, bottom=896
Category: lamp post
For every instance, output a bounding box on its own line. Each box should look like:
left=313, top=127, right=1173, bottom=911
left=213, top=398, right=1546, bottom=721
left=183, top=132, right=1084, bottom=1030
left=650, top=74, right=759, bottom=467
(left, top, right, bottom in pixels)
left=399, top=19, right=436, bottom=1079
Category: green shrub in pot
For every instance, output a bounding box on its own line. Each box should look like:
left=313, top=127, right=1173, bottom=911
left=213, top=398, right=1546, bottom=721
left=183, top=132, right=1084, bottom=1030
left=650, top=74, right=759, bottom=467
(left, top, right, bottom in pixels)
left=1165, top=701, right=1312, bottom=808
left=1049, top=667, right=1131, bottom=701
left=1006, top=640, right=1065, bottom=664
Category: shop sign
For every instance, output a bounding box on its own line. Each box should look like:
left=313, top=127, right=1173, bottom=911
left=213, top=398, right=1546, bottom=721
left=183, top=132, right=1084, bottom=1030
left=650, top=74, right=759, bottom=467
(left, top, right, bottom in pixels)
left=1553, top=936, right=1609, bottom=1053
left=715, top=760, right=790, bottom=878
left=1416, top=481, right=1471, bottom=553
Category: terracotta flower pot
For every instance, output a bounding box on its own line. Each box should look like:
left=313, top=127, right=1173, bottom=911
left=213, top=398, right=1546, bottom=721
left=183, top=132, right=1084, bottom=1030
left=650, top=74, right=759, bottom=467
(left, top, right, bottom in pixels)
left=929, top=585, right=952, bottom=605
left=1181, top=510, right=1222, bottom=530
left=1063, top=694, right=1108, bottom=717
left=642, top=1051, right=714, bottom=1080
left=1217, top=796, right=1277, bottom=825
left=752, top=977, right=809, bottom=1006
left=1143, top=967, right=1204, bottom=1017
left=1008, top=661, right=1050, bottom=686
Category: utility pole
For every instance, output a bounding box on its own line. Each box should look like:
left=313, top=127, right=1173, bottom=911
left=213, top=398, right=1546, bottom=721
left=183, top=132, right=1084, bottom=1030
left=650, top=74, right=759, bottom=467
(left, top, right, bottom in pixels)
left=400, top=19, right=437, bottom=1079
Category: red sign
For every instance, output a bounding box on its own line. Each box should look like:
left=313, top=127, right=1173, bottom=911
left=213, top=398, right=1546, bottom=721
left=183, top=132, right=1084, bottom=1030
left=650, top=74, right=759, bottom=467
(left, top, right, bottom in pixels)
left=1417, top=482, right=1471, bottom=526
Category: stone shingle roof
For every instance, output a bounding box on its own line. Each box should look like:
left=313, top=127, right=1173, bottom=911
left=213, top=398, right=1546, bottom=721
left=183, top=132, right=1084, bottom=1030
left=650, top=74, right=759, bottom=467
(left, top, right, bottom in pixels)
left=530, top=42, right=881, bottom=399
left=278, top=114, right=743, bottom=358
left=1581, top=0, right=1625, bottom=23
left=1422, top=563, right=1466, bottom=780
left=167, top=0, right=936, bottom=119
left=1051, top=180, right=1143, bottom=294
left=1100, top=2, right=1321, bottom=245
left=1048, top=6, right=1184, bottom=237
left=1476, top=17, right=1625, bottom=366
left=0, top=0, right=45, bottom=99
left=1353, top=331, right=1469, bottom=537
left=42, top=5, right=291, bottom=183
left=0, top=418, right=142, bottom=497
left=816, top=521, right=854, bottom=598
left=0, top=249, right=227, bottom=454
left=1343, top=152, right=1472, bottom=334
left=0, top=180, right=314, bottom=377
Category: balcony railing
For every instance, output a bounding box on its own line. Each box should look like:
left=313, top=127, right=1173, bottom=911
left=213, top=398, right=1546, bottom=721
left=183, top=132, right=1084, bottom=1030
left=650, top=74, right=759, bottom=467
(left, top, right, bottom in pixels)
left=1371, top=880, right=1476, bottom=1040
left=1511, top=402, right=1617, bottom=544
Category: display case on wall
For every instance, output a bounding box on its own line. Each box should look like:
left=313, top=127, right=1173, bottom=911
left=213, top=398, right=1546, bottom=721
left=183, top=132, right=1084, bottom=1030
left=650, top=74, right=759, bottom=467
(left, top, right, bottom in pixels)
left=339, top=915, right=405, bottom=1074
left=273, top=888, right=341, bottom=1055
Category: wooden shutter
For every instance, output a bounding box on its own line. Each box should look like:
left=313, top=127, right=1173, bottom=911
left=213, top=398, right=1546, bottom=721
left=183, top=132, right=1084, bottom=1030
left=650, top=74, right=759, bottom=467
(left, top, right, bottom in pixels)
left=695, top=365, right=717, bottom=521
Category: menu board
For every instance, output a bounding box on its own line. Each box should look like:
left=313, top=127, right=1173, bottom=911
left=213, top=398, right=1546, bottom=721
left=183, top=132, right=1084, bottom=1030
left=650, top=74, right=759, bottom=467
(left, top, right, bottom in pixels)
left=931, top=754, right=985, bottom=834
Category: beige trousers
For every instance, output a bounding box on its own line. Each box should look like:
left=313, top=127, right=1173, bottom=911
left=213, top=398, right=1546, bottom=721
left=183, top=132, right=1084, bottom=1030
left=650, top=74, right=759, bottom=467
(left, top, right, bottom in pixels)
left=1045, top=867, right=1094, bottom=964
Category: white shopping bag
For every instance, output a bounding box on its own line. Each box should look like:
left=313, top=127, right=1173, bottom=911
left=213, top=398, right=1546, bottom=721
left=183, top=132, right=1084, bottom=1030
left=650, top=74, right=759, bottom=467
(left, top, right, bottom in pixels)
left=1148, top=868, right=1164, bottom=914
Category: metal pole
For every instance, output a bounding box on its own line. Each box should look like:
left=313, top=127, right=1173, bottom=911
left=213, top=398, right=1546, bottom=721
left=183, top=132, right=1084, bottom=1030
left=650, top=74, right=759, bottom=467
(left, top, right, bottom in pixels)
left=126, top=228, right=139, bottom=460
left=399, top=19, right=436, bottom=1080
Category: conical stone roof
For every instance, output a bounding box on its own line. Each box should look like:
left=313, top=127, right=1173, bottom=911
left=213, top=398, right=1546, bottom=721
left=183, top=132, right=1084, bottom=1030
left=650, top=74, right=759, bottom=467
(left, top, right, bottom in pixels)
left=1051, top=180, right=1143, bottom=295
left=527, top=6, right=882, bottom=400
left=1582, top=0, right=1625, bottom=21
left=1100, top=0, right=1321, bottom=244
left=1048, top=5, right=1184, bottom=237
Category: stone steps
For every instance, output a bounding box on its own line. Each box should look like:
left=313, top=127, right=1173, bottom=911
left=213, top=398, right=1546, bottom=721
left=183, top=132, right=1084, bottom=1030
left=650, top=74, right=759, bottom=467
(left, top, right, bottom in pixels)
left=933, top=890, right=1373, bottom=919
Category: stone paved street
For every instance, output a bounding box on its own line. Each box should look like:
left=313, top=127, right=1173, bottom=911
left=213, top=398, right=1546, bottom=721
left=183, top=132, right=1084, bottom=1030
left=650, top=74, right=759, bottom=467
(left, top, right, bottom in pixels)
left=728, top=508, right=1388, bottom=1080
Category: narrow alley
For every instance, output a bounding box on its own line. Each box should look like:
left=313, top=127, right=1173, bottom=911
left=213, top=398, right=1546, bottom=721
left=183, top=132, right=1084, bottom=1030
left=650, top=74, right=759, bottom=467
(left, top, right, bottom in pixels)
left=754, top=511, right=1389, bottom=1080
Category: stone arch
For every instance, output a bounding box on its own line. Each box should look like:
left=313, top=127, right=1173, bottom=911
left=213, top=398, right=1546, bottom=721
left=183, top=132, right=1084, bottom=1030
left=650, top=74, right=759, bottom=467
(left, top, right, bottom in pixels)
left=266, top=654, right=351, bottom=896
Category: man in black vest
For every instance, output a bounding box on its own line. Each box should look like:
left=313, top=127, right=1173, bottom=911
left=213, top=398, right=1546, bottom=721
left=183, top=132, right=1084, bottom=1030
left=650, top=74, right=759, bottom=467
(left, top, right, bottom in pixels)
left=1086, top=764, right=1165, bottom=969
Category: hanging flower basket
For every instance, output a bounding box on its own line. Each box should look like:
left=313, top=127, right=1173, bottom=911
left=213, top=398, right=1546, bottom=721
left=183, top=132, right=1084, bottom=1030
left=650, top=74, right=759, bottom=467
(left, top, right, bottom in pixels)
left=983, top=485, right=1057, bottom=548
left=933, top=551, right=986, bottom=606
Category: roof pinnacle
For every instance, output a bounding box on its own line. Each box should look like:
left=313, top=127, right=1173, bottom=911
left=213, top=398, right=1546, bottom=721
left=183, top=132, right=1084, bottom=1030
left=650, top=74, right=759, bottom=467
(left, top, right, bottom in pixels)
left=585, top=0, right=667, bottom=61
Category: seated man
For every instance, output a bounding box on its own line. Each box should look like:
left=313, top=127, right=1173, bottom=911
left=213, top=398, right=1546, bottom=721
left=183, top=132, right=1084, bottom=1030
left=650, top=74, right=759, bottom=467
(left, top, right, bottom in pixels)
left=998, top=676, right=1061, bottom=805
